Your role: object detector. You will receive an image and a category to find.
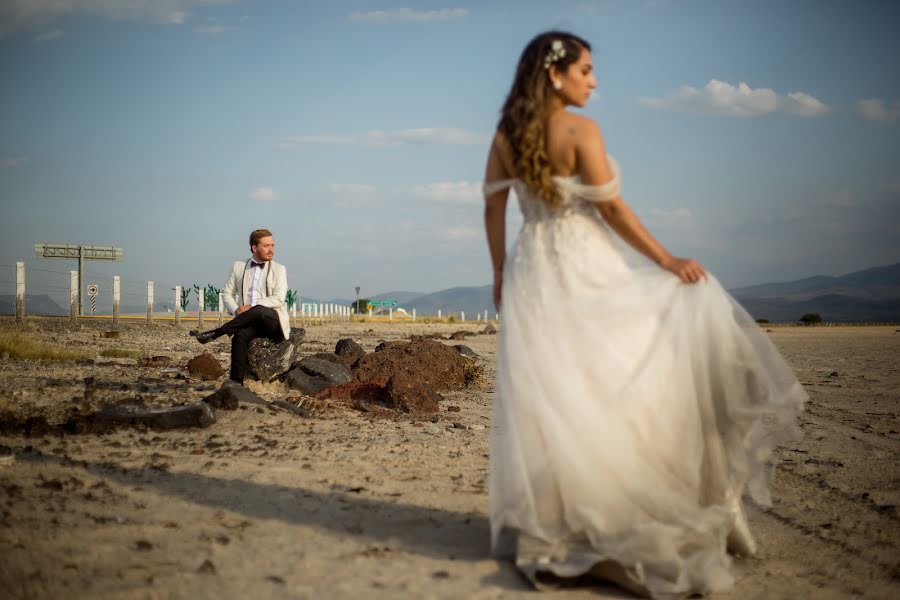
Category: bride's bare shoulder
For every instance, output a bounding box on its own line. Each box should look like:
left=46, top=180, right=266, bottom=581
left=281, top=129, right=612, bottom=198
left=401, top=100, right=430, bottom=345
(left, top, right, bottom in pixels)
left=558, top=112, right=603, bottom=143
left=491, top=131, right=516, bottom=174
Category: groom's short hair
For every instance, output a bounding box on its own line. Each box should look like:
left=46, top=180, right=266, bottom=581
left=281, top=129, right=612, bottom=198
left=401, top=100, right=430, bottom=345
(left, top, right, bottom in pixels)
left=249, top=229, right=273, bottom=247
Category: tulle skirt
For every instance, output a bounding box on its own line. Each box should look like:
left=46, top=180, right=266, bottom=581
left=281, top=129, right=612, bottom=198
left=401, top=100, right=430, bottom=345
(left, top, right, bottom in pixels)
left=490, top=211, right=807, bottom=597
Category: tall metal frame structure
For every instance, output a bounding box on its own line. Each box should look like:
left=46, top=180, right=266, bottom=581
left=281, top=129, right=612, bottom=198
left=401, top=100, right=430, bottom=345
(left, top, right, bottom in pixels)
left=34, top=244, right=123, bottom=316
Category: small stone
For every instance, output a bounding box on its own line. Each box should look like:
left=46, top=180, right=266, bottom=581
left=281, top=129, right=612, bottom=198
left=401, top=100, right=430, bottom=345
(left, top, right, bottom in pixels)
left=446, top=405, right=461, bottom=412
left=469, top=424, right=485, bottom=431
left=423, top=423, right=441, bottom=435
left=187, top=353, right=225, bottom=381
left=141, top=356, right=172, bottom=367
left=102, top=331, right=120, bottom=339
left=269, top=399, right=307, bottom=418
left=135, top=540, right=153, bottom=551
left=197, top=559, right=216, bottom=575
left=203, top=380, right=266, bottom=410
left=432, top=570, right=451, bottom=579
left=481, top=323, right=497, bottom=334
left=94, top=402, right=216, bottom=430
left=453, top=345, right=478, bottom=358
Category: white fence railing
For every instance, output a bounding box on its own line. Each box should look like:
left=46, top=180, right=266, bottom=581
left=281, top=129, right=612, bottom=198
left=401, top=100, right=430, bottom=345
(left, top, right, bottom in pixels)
left=1, top=261, right=501, bottom=326
left=1, top=261, right=356, bottom=327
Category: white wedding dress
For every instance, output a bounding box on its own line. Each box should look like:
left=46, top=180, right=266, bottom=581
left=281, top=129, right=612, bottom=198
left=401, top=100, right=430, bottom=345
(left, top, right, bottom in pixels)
left=485, top=157, right=808, bottom=598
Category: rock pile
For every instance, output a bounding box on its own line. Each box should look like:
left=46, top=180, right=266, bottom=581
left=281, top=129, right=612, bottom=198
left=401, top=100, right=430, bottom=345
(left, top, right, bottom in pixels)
left=283, top=336, right=472, bottom=417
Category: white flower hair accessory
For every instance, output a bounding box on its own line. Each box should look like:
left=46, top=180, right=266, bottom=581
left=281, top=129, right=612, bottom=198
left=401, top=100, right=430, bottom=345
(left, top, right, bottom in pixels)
left=543, top=39, right=566, bottom=70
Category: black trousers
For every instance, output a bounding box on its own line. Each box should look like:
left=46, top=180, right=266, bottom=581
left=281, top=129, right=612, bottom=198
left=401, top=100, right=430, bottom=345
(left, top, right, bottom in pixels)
left=218, top=305, right=285, bottom=382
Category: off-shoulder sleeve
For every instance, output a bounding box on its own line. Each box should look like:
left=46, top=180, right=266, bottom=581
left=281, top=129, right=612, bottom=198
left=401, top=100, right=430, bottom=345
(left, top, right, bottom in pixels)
left=483, top=178, right=515, bottom=197
left=564, top=155, right=621, bottom=203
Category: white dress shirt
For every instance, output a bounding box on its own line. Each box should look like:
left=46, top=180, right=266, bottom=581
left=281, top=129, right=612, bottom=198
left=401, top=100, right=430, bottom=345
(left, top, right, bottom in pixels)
left=248, top=259, right=265, bottom=306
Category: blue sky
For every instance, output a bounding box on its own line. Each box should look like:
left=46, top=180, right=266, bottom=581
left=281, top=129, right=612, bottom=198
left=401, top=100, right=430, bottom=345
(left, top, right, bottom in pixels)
left=1, top=0, right=898, bottom=307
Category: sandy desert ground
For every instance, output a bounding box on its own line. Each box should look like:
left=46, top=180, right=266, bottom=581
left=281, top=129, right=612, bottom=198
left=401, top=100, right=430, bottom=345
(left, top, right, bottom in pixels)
left=0, top=317, right=898, bottom=600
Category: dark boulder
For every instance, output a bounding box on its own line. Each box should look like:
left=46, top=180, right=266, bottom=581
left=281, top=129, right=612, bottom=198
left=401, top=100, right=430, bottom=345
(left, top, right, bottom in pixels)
left=334, top=338, right=365, bottom=367
left=248, top=327, right=305, bottom=382
left=305, top=352, right=346, bottom=366
left=284, top=368, right=332, bottom=396
left=298, top=356, right=353, bottom=385
left=481, top=323, right=497, bottom=335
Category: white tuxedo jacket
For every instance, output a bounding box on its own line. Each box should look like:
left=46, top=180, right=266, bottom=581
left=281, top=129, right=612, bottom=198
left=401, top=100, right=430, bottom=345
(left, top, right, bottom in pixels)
left=222, top=259, right=290, bottom=340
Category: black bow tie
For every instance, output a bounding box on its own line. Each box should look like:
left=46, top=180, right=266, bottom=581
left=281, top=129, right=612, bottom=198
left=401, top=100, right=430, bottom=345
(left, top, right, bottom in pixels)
left=251, top=261, right=265, bottom=268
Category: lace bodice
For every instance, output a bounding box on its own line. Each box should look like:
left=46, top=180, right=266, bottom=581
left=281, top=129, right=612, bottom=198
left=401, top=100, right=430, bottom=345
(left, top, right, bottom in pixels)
left=483, top=156, right=621, bottom=223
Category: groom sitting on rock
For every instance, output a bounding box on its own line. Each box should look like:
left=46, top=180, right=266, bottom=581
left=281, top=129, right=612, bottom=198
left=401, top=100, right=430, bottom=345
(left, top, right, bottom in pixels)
left=190, top=228, right=290, bottom=384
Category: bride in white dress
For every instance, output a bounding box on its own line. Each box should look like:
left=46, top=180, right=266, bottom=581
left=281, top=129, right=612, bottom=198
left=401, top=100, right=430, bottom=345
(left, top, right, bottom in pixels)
left=483, top=31, right=808, bottom=598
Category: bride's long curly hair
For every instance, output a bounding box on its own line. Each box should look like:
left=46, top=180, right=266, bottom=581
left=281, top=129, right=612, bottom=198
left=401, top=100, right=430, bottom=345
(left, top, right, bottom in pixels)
left=498, top=31, right=590, bottom=207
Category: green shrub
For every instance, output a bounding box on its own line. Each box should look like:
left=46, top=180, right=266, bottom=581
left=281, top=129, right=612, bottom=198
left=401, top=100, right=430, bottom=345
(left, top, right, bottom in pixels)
left=799, top=313, right=823, bottom=325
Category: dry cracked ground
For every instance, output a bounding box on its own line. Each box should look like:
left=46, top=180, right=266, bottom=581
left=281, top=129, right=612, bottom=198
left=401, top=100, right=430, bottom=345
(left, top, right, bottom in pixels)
left=0, top=318, right=898, bottom=599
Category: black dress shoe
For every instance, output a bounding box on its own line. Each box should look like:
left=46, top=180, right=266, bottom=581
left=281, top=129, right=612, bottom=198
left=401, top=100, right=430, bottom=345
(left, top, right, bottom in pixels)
left=190, top=329, right=219, bottom=344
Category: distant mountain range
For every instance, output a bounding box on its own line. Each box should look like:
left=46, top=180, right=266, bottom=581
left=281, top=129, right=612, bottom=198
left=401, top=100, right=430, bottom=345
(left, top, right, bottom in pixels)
left=729, top=263, right=900, bottom=323
left=4, top=263, right=899, bottom=323
left=0, top=294, right=67, bottom=316
left=376, top=262, right=900, bottom=323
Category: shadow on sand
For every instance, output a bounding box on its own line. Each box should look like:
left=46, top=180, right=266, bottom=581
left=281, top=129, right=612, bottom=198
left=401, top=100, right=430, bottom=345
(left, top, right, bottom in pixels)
left=15, top=447, right=634, bottom=596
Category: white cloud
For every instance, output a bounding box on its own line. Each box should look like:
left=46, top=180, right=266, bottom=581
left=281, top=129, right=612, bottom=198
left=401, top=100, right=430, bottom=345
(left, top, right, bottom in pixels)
left=280, top=128, right=488, bottom=148
left=0, top=0, right=231, bottom=37
left=414, top=181, right=482, bottom=204
left=442, top=226, right=480, bottom=241
left=857, top=98, right=900, bottom=125
left=638, top=79, right=829, bottom=118
left=348, top=8, right=468, bottom=23
left=34, top=29, right=62, bottom=41
left=782, top=91, right=829, bottom=117
left=249, top=187, right=276, bottom=202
